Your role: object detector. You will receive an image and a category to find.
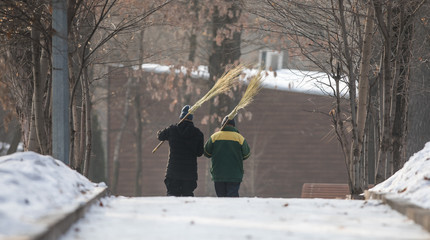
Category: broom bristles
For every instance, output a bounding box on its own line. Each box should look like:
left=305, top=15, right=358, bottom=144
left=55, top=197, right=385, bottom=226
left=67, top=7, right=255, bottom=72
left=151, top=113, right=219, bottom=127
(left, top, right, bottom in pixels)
left=153, top=64, right=245, bottom=154
left=227, top=69, right=264, bottom=120
left=189, top=64, right=245, bottom=114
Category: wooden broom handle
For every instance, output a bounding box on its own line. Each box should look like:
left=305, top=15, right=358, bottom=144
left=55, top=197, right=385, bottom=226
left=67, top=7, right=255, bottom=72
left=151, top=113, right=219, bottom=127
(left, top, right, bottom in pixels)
left=152, top=141, right=165, bottom=153
left=152, top=112, right=192, bottom=154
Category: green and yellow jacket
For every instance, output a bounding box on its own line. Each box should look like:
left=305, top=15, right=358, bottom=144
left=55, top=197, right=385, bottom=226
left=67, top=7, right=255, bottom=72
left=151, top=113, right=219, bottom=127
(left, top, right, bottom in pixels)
left=204, top=125, right=251, bottom=182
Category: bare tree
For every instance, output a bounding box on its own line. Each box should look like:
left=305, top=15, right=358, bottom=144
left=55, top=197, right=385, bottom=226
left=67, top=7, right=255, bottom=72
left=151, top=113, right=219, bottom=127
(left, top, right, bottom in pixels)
left=244, top=0, right=427, bottom=197
left=355, top=2, right=375, bottom=190
left=244, top=0, right=367, bottom=197
left=0, top=1, right=51, bottom=154
left=372, top=0, right=426, bottom=180
left=0, top=0, right=172, bottom=180
left=406, top=3, right=430, bottom=161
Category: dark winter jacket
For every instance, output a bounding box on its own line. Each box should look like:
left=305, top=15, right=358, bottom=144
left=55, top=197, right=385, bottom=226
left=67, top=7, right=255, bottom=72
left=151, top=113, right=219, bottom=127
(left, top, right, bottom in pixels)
left=204, top=125, right=250, bottom=182
left=157, top=120, right=204, bottom=180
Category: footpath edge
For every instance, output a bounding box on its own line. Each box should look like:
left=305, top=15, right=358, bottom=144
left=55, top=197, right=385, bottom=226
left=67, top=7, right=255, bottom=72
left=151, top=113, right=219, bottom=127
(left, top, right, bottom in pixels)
left=31, top=186, right=108, bottom=240
left=365, top=190, right=430, bottom=232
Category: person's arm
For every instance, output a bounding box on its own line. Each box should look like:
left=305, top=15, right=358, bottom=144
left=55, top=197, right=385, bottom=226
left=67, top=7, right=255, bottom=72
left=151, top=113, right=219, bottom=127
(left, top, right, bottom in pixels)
left=203, top=137, right=213, bottom=158
left=242, top=139, right=251, bottom=160
left=157, top=126, right=171, bottom=141
left=196, top=131, right=204, bottom=157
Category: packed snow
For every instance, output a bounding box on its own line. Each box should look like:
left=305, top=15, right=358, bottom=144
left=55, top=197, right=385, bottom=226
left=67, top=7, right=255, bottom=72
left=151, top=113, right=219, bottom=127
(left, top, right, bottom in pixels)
left=1, top=141, right=430, bottom=239
left=368, top=142, right=430, bottom=209
left=0, top=152, right=105, bottom=238
left=60, top=197, right=429, bottom=240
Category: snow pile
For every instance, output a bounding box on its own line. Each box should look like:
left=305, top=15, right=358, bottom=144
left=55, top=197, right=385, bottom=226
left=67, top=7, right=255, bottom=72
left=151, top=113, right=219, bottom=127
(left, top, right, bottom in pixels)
left=0, top=152, right=105, bottom=236
left=370, top=142, right=430, bottom=209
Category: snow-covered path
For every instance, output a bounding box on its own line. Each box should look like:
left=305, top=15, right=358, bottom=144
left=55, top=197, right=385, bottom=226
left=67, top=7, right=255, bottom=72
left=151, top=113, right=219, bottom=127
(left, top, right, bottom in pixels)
left=2, top=150, right=430, bottom=240
left=60, top=196, right=430, bottom=240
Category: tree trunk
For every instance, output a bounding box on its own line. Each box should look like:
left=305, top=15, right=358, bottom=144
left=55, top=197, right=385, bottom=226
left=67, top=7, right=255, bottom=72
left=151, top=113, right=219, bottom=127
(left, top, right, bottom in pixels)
left=188, top=0, right=199, bottom=63
left=338, top=0, right=361, bottom=197
left=27, top=106, right=39, bottom=152
left=406, top=4, right=430, bottom=161
left=79, top=94, right=85, bottom=171
left=89, top=114, right=106, bottom=183
left=207, top=2, right=243, bottom=196
left=82, top=67, right=92, bottom=177
left=71, top=82, right=82, bottom=171
left=373, top=0, right=393, bottom=180
left=367, top=75, right=379, bottom=184
left=69, top=57, right=78, bottom=169
left=208, top=2, right=242, bottom=121
left=112, top=77, right=133, bottom=194
left=6, top=126, right=21, bottom=154
left=354, top=3, right=374, bottom=193
left=134, top=89, right=143, bottom=196
left=41, top=46, right=51, bottom=156
left=31, top=20, right=48, bottom=155
left=356, top=4, right=374, bottom=156
left=134, top=29, right=145, bottom=196
left=331, top=64, right=352, bottom=190
left=189, top=34, right=197, bottom=63
left=392, top=2, right=413, bottom=173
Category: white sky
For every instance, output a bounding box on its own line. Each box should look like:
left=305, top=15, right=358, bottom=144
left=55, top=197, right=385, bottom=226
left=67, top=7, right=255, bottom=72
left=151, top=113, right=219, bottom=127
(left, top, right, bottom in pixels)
left=1, top=142, right=430, bottom=239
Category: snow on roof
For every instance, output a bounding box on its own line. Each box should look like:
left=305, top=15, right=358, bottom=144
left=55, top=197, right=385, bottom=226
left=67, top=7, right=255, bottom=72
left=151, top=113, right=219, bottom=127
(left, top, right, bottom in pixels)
left=137, top=63, right=349, bottom=96
left=136, top=64, right=210, bottom=80
left=242, top=68, right=349, bottom=96
left=369, top=142, right=430, bottom=209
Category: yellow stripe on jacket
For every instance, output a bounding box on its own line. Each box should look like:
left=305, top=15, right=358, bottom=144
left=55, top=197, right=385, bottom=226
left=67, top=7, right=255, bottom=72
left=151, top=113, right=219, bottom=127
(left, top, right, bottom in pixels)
left=210, top=131, right=245, bottom=145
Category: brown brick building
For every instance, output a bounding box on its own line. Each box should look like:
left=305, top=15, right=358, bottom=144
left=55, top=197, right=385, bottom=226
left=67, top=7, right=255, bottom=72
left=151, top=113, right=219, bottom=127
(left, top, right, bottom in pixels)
left=107, top=66, right=348, bottom=198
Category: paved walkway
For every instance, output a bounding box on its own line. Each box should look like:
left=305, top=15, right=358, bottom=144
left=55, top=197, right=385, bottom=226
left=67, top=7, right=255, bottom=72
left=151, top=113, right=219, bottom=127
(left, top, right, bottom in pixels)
left=60, top=197, right=430, bottom=240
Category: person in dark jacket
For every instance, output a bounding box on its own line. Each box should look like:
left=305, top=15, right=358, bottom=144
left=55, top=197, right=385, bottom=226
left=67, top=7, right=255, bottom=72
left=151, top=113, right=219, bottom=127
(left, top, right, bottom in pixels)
left=204, top=116, right=251, bottom=197
left=157, top=105, right=204, bottom=197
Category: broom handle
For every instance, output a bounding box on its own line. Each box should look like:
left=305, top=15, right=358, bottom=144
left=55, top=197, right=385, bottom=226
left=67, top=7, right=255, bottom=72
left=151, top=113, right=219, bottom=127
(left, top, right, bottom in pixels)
left=152, top=112, right=193, bottom=154
left=220, top=113, right=236, bottom=131
left=220, top=120, right=228, bottom=131
left=152, top=141, right=165, bottom=153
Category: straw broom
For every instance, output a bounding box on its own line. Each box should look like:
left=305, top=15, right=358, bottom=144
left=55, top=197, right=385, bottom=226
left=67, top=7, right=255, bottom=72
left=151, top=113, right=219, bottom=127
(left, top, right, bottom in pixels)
left=152, top=64, right=245, bottom=153
left=221, top=69, right=264, bottom=130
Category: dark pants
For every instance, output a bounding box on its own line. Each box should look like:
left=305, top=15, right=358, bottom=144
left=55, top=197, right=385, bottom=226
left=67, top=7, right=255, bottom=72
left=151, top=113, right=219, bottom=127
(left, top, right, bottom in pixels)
left=164, top=177, right=197, bottom=197
left=214, top=182, right=241, bottom=197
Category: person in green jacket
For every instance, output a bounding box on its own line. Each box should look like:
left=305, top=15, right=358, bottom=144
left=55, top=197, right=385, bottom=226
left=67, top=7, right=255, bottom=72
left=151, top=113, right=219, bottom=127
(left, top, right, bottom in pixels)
left=204, top=116, right=251, bottom=197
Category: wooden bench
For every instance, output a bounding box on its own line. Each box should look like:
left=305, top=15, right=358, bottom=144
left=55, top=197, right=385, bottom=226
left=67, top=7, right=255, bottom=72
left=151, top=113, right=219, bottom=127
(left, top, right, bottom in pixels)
left=301, top=183, right=350, bottom=199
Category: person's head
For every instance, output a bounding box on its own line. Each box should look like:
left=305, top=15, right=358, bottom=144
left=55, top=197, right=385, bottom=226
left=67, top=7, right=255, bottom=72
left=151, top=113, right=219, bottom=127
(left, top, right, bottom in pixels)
left=221, top=115, right=235, bottom=127
left=179, top=105, right=193, bottom=121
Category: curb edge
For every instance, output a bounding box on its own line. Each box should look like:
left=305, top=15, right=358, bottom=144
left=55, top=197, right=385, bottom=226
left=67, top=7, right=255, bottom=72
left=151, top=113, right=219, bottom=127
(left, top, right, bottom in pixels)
left=31, top=187, right=108, bottom=240
left=365, top=190, right=430, bottom=233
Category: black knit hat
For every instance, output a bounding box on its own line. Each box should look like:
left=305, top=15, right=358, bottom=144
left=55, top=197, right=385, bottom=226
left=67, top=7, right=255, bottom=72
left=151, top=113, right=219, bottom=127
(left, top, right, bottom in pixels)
left=221, top=115, right=235, bottom=127
left=179, top=105, right=193, bottom=120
